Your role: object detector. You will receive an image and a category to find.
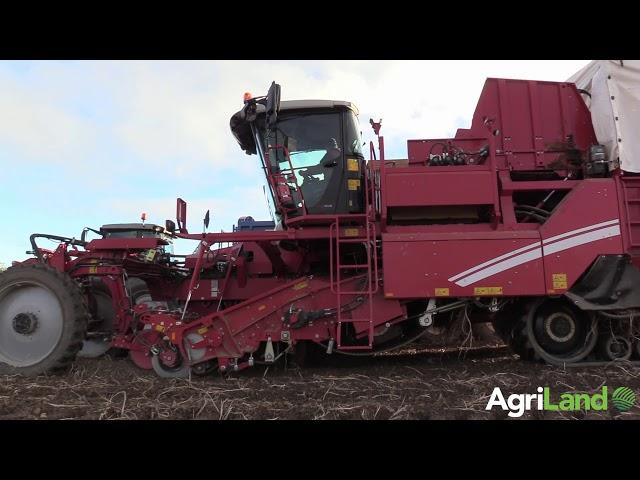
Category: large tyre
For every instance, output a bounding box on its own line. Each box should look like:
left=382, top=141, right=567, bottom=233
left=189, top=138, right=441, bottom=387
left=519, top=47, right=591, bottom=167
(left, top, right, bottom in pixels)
left=0, top=264, right=89, bottom=376
left=521, top=298, right=598, bottom=365
left=491, top=301, right=534, bottom=360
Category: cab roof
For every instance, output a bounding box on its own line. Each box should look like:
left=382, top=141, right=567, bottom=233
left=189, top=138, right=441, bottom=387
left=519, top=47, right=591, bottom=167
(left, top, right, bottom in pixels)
left=230, top=99, right=358, bottom=155
left=278, top=100, right=358, bottom=114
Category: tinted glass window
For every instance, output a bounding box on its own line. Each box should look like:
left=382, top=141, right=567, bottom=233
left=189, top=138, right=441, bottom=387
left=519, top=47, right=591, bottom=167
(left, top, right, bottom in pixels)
left=344, top=111, right=363, bottom=157
left=274, top=113, right=342, bottom=209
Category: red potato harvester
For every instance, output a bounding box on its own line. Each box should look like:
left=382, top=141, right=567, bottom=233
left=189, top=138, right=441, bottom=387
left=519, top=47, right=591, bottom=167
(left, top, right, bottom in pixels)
left=2, top=61, right=640, bottom=377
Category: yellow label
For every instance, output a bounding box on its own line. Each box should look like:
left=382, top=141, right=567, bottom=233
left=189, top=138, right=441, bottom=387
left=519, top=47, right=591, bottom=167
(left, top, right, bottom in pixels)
left=552, top=273, right=567, bottom=289
left=344, top=228, right=359, bottom=237
left=155, top=324, right=165, bottom=332
left=385, top=292, right=395, bottom=297
left=293, top=281, right=308, bottom=291
left=145, top=249, right=156, bottom=262
left=435, top=288, right=450, bottom=297
left=258, top=305, right=266, bottom=311
left=197, top=327, right=208, bottom=335
left=347, top=158, right=359, bottom=172
left=474, top=286, right=503, bottom=296
left=347, top=179, right=361, bottom=190
left=89, top=265, right=98, bottom=274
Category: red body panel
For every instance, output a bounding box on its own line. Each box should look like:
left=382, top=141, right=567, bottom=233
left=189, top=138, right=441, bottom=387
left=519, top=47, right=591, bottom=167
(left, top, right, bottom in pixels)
left=384, top=167, right=495, bottom=207
left=539, top=179, right=623, bottom=293
left=382, top=235, right=545, bottom=298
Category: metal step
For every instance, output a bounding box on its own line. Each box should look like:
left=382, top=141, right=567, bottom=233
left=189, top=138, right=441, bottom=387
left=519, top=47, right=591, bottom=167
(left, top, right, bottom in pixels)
left=337, top=290, right=373, bottom=295
left=330, top=218, right=377, bottom=349
left=336, top=344, right=373, bottom=351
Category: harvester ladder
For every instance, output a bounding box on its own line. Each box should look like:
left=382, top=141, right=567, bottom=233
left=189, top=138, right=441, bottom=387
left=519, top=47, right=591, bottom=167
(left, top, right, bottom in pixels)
left=329, top=217, right=378, bottom=350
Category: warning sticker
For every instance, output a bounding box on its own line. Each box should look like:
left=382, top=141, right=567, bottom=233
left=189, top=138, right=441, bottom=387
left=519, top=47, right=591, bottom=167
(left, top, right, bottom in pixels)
left=474, top=286, right=503, bottom=296
left=552, top=273, right=568, bottom=289
left=293, top=281, right=308, bottom=291
left=435, top=288, right=450, bottom=297
left=348, top=179, right=361, bottom=190
left=347, top=158, right=359, bottom=172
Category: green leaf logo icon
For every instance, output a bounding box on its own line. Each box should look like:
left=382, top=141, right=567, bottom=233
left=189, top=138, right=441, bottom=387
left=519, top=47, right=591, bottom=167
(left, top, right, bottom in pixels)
left=612, top=387, right=636, bottom=412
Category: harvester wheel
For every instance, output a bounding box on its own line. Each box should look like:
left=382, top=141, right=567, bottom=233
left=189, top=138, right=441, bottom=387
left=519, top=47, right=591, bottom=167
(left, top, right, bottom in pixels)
left=598, top=334, right=632, bottom=361
left=151, top=351, right=190, bottom=378
left=491, top=301, right=534, bottom=360
left=0, top=264, right=89, bottom=376
left=522, top=298, right=598, bottom=365
left=151, top=356, right=190, bottom=378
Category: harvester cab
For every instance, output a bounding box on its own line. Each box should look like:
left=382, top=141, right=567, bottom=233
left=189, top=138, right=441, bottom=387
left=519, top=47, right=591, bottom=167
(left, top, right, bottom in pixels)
left=231, top=82, right=366, bottom=222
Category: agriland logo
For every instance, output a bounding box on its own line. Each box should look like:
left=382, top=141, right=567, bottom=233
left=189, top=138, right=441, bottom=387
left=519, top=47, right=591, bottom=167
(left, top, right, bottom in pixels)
left=486, top=386, right=636, bottom=418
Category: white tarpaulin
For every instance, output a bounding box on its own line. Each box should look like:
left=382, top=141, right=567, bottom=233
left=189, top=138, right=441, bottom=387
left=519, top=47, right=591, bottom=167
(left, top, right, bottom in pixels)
left=567, top=60, right=640, bottom=172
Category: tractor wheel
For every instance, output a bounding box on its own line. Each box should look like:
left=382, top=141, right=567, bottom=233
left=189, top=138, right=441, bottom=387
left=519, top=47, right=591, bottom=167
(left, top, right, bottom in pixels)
left=127, top=277, right=153, bottom=304
left=0, top=264, right=89, bottom=376
left=78, top=276, right=151, bottom=359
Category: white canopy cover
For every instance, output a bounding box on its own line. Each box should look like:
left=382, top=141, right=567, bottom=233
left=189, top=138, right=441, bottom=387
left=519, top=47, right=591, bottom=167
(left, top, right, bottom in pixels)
left=567, top=60, right=640, bottom=172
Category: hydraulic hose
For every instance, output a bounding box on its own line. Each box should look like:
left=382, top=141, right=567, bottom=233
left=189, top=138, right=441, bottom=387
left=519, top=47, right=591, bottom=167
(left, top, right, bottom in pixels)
left=314, top=300, right=470, bottom=357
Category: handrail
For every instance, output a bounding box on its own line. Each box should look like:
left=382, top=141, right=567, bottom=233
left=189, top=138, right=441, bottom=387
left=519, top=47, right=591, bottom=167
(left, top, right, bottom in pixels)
left=266, top=144, right=308, bottom=223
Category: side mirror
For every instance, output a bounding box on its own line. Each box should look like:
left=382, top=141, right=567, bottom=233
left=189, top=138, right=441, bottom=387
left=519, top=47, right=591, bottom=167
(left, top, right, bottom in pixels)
left=266, top=81, right=281, bottom=129
left=165, top=219, right=176, bottom=234
left=176, top=198, right=188, bottom=234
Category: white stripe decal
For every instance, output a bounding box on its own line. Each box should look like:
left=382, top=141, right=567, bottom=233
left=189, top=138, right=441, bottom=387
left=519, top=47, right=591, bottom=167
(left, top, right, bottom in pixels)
left=447, top=241, right=541, bottom=282
left=542, top=219, right=619, bottom=245
left=449, top=219, right=621, bottom=287
left=455, top=247, right=542, bottom=287
left=542, top=224, right=621, bottom=256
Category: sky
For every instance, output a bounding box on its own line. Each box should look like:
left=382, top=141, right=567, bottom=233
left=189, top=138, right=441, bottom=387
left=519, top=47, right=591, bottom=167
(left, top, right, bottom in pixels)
left=0, top=60, right=590, bottom=267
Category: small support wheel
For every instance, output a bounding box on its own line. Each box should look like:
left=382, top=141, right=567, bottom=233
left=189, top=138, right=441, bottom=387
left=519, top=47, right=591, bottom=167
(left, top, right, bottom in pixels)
left=600, top=334, right=632, bottom=361
left=151, top=351, right=190, bottom=378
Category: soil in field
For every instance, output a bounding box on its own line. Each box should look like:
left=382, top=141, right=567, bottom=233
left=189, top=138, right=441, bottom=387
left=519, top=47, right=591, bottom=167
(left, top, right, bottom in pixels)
left=1, top=344, right=639, bottom=420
